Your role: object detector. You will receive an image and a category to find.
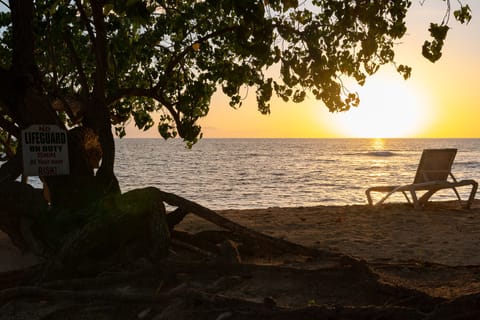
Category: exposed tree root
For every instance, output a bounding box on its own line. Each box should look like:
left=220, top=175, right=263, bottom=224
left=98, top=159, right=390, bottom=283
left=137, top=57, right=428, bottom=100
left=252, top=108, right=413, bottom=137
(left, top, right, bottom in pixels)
left=158, top=190, right=351, bottom=261
left=1, top=279, right=479, bottom=320
left=1, top=189, right=480, bottom=319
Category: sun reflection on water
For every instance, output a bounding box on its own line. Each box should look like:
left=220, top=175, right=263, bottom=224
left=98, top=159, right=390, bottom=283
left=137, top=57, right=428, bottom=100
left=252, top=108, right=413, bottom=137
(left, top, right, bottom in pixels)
left=371, top=138, right=385, bottom=151
left=368, top=138, right=393, bottom=179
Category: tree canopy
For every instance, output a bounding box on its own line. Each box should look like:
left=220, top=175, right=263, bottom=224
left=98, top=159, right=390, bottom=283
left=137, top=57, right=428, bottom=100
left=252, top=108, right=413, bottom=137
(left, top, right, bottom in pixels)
left=0, top=0, right=472, bottom=178
left=0, top=0, right=474, bottom=275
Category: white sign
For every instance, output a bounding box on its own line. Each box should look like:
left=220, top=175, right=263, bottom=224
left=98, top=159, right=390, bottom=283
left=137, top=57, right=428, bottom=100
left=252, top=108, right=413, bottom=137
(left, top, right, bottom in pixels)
left=22, top=124, right=69, bottom=176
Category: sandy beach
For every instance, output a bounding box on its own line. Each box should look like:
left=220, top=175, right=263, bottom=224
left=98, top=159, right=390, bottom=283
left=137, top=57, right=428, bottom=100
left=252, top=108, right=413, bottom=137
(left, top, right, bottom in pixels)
left=178, top=200, right=480, bottom=266
left=1, top=200, right=480, bottom=272
left=2, top=200, right=480, bottom=319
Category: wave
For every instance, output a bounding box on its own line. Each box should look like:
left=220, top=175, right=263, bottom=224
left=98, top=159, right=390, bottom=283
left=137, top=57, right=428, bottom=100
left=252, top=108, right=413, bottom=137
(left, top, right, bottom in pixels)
left=365, top=151, right=396, bottom=157
left=456, top=161, right=480, bottom=168
left=344, top=151, right=397, bottom=157
left=354, top=166, right=383, bottom=171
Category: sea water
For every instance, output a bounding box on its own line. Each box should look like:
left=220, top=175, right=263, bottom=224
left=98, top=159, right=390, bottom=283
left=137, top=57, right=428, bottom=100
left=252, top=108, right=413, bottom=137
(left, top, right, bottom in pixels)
left=113, top=138, right=480, bottom=210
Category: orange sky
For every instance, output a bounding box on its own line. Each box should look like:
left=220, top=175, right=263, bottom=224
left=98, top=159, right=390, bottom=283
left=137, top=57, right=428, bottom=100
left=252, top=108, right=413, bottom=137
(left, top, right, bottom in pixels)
left=127, top=1, right=480, bottom=139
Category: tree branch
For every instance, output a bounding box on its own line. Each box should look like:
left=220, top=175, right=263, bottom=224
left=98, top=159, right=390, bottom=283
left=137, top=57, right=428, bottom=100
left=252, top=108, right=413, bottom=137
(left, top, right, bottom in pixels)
left=0, top=116, right=20, bottom=137
left=106, top=87, right=182, bottom=131
left=0, top=0, right=9, bottom=9
left=10, top=0, right=34, bottom=73
left=63, top=29, right=90, bottom=100
left=158, top=25, right=239, bottom=89
left=0, top=152, right=22, bottom=184
left=75, top=0, right=96, bottom=52
left=90, top=0, right=108, bottom=94
left=106, top=25, right=241, bottom=133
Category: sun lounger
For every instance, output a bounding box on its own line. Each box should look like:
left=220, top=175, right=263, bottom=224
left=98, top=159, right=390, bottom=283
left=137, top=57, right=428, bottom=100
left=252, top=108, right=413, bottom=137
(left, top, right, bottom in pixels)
left=366, top=148, right=478, bottom=209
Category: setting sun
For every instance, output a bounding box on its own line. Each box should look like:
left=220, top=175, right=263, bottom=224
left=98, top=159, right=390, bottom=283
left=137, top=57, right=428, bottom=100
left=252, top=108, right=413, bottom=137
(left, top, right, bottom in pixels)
left=330, top=76, right=432, bottom=138
left=125, top=1, right=480, bottom=139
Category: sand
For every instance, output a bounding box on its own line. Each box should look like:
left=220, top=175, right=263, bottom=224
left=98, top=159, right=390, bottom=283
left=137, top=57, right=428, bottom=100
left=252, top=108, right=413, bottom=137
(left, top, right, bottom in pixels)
left=1, top=201, right=480, bottom=319
left=1, top=200, right=479, bottom=272
left=179, top=200, right=480, bottom=266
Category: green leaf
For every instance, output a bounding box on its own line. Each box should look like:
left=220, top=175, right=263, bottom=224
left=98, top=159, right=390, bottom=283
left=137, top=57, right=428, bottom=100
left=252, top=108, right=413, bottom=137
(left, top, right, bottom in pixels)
left=2, top=0, right=467, bottom=150
left=454, top=5, right=472, bottom=24
left=397, top=64, right=412, bottom=80
left=422, top=23, right=449, bottom=62
left=282, top=0, right=298, bottom=11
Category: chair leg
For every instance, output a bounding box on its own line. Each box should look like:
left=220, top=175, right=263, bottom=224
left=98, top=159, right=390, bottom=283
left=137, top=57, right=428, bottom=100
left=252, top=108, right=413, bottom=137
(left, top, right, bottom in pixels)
left=401, top=191, right=412, bottom=204
left=365, top=189, right=374, bottom=205
left=464, top=181, right=478, bottom=209
left=418, top=189, right=439, bottom=205
left=451, top=187, right=462, bottom=207
left=409, top=190, right=421, bottom=209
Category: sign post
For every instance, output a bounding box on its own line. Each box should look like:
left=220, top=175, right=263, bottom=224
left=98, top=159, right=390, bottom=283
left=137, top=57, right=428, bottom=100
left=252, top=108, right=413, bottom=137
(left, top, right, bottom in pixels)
left=21, top=124, right=69, bottom=176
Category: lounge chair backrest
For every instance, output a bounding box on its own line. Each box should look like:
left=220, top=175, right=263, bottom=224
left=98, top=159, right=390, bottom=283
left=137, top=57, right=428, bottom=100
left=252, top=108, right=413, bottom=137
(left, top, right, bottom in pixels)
left=413, top=148, right=457, bottom=184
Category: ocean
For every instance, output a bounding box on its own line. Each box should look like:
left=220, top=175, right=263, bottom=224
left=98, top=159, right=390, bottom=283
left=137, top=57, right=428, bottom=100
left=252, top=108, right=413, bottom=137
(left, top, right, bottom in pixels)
left=111, top=138, right=480, bottom=210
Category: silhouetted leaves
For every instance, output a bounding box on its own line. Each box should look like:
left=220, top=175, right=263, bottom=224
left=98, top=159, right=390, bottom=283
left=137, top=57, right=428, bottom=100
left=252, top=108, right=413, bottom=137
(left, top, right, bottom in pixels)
left=454, top=4, right=472, bottom=24
left=397, top=65, right=412, bottom=80
left=0, top=0, right=472, bottom=147
left=422, top=23, right=450, bottom=63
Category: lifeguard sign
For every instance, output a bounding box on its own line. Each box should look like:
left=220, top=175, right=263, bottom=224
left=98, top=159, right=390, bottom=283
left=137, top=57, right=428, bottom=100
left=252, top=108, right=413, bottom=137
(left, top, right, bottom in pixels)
left=22, top=124, right=69, bottom=176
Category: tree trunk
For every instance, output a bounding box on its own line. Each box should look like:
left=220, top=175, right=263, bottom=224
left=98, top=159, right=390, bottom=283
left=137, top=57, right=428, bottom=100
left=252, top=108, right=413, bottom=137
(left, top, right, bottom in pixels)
left=0, top=0, right=120, bottom=252
left=87, top=0, right=120, bottom=195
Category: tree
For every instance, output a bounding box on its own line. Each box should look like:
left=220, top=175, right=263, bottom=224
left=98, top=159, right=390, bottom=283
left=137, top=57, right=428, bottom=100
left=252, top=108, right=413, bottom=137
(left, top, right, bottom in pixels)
left=0, top=0, right=472, bottom=256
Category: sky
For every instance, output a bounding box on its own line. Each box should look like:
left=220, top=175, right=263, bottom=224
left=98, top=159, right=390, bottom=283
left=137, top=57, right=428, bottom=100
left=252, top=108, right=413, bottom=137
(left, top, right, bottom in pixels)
left=127, top=1, right=480, bottom=139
